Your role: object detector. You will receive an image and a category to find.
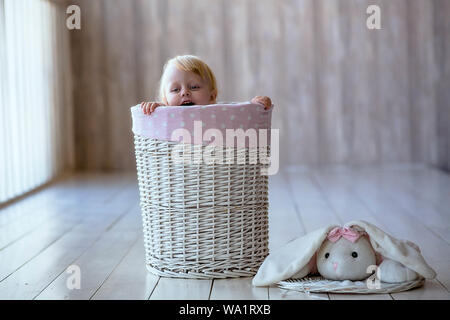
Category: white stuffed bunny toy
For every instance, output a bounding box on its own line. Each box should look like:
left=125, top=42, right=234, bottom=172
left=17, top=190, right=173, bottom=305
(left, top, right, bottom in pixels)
left=313, top=227, right=377, bottom=281
left=253, top=220, right=436, bottom=287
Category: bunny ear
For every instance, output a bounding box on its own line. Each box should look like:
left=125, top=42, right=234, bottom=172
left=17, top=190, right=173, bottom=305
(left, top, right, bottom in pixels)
left=344, top=220, right=436, bottom=280
left=252, top=225, right=336, bottom=286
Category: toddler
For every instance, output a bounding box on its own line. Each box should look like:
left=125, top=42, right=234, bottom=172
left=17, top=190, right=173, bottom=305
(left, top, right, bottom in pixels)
left=140, top=55, right=272, bottom=114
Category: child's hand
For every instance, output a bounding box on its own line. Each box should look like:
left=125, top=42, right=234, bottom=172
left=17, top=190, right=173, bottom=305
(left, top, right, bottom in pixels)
left=251, top=96, right=272, bottom=110
left=140, top=101, right=165, bottom=115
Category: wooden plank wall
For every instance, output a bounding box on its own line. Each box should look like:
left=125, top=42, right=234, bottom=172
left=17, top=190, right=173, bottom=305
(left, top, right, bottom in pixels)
left=433, top=0, right=450, bottom=172
left=68, top=0, right=450, bottom=171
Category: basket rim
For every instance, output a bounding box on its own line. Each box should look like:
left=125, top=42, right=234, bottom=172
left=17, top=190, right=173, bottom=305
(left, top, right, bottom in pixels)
left=277, top=276, right=425, bottom=294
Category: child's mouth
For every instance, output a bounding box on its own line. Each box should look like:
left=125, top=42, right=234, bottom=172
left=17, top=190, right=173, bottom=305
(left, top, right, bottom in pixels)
left=181, top=101, right=195, bottom=106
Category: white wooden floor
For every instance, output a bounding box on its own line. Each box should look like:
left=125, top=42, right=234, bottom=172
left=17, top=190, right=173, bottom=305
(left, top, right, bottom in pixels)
left=0, top=165, right=449, bottom=300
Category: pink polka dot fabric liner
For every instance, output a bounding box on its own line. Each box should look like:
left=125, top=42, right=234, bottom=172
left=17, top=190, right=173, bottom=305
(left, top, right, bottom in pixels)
left=131, top=101, right=273, bottom=147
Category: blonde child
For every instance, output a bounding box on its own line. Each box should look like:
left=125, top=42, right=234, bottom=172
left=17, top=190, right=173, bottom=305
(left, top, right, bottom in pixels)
left=140, top=55, right=272, bottom=114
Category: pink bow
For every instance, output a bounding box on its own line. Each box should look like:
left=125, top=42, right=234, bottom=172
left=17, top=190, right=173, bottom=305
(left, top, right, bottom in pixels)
left=327, top=227, right=365, bottom=243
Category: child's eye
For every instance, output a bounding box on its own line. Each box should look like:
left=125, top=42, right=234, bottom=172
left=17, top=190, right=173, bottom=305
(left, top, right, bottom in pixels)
left=171, top=88, right=179, bottom=93
left=190, top=85, right=200, bottom=90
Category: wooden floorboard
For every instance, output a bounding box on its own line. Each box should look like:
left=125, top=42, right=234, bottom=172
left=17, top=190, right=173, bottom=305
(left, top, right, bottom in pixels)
left=210, top=278, right=268, bottom=300
left=265, top=171, right=326, bottom=300
left=0, top=205, right=132, bottom=299
left=150, top=278, right=213, bottom=300
left=267, top=171, right=304, bottom=252
left=91, top=237, right=158, bottom=300
left=0, top=167, right=448, bottom=300
left=35, top=208, right=141, bottom=300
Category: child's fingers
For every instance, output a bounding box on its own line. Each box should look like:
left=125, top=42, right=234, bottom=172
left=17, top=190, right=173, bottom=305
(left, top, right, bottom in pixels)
left=140, top=102, right=163, bottom=114
left=140, top=102, right=148, bottom=114
left=252, top=96, right=272, bottom=110
left=150, top=103, right=160, bottom=113
left=145, top=102, right=151, bottom=114
left=260, top=97, right=272, bottom=110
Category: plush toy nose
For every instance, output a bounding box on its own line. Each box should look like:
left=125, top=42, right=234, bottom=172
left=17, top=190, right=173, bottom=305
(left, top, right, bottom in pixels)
left=333, top=262, right=338, bottom=271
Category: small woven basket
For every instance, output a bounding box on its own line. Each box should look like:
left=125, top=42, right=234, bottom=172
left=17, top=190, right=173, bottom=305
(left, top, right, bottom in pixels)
left=133, top=136, right=270, bottom=279
left=278, top=276, right=425, bottom=294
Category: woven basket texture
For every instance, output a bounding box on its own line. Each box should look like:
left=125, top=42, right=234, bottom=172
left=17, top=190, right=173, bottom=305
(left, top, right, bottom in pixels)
left=134, top=136, right=270, bottom=279
left=278, top=276, right=425, bottom=294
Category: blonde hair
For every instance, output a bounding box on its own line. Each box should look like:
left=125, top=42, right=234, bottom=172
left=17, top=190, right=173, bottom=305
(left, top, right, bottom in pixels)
left=158, top=55, right=217, bottom=104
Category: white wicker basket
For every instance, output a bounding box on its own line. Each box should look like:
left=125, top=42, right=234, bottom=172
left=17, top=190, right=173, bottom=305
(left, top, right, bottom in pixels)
left=132, top=103, right=272, bottom=279
left=278, top=276, right=425, bottom=294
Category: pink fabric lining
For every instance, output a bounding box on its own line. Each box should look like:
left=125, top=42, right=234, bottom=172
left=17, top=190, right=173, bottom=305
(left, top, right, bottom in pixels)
left=131, top=101, right=273, bottom=147
left=327, top=227, right=366, bottom=243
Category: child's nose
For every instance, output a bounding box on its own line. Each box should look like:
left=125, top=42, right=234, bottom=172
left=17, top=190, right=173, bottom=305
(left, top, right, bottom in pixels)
left=181, top=88, right=191, bottom=96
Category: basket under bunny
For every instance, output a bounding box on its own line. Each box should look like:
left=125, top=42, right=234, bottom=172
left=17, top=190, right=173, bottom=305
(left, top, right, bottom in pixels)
left=278, top=276, right=425, bottom=294
left=131, top=102, right=273, bottom=279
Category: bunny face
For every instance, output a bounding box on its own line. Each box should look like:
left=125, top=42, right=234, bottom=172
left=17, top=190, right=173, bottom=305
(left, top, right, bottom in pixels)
left=316, top=236, right=376, bottom=281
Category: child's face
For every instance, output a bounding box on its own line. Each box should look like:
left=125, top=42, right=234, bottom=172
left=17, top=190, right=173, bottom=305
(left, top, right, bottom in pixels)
left=163, top=65, right=216, bottom=106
